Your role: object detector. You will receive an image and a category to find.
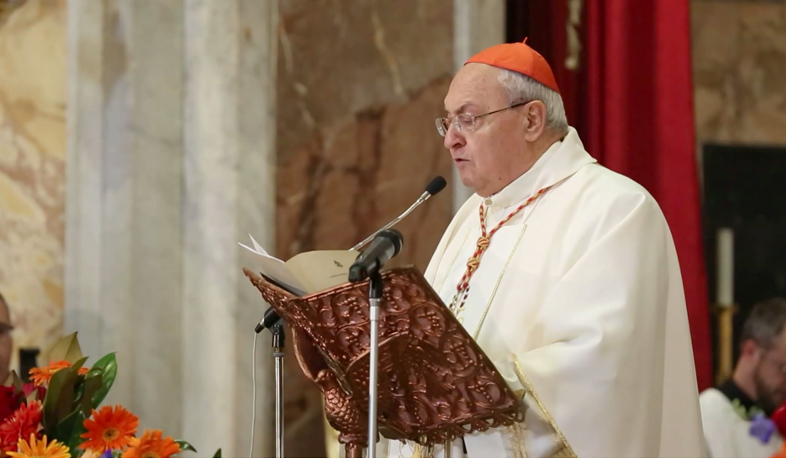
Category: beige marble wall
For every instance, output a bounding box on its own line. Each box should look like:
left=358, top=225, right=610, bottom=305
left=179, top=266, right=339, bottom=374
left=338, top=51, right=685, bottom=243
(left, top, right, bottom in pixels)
left=276, top=0, right=455, bottom=270
left=692, top=0, right=786, bottom=144
left=0, top=0, right=66, bottom=370
left=275, top=0, right=455, bottom=455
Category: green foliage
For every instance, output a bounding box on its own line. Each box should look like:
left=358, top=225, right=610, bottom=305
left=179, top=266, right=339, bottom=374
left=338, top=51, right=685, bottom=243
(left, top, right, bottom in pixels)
left=47, top=332, right=83, bottom=364
left=40, top=350, right=118, bottom=456
left=730, top=398, right=764, bottom=421
left=23, top=334, right=206, bottom=457
left=175, top=440, right=198, bottom=453
left=87, top=353, right=117, bottom=407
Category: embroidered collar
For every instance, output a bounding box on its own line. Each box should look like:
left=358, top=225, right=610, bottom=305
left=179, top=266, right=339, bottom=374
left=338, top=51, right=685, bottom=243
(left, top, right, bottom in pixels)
left=481, top=127, right=597, bottom=209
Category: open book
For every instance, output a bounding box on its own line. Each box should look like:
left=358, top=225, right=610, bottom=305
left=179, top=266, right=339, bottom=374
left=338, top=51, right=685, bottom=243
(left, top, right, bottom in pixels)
left=239, top=234, right=359, bottom=296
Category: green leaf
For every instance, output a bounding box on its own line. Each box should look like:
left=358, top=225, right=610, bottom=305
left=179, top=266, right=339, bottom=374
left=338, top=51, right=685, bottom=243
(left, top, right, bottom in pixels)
left=51, top=408, right=86, bottom=458
left=66, top=414, right=87, bottom=458
left=47, top=332, right=83, bottom=365
left=79, top=372, right=102, bottom=416
left=212, top=449, right=222, bottom=458
left=4, top=371, right=22, bottom=390
left=42, top=366, right=77, bottom=432
left=70, top=356, right=89, bottom=373
left=88, top=353, right=117, bottom=408
left=175, top=440, right=198, bottom=453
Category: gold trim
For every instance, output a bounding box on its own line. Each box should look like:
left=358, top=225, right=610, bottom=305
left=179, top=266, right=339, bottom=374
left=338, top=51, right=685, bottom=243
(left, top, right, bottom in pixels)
left=472, top=222, right=528, bottom=339
left=469, top=194, right=549, bottom=338
left=512, top=355, right=577, bottom=458
left=505, top=421, right=530, bottom=458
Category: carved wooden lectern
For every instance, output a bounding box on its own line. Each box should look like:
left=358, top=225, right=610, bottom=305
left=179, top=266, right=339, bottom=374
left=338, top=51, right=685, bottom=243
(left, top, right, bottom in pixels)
left=244, top=266, right=526, bottom=457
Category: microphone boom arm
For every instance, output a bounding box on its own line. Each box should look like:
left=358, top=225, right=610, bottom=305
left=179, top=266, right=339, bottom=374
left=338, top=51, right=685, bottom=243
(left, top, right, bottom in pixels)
left=350, top=193, right=431, bottom=252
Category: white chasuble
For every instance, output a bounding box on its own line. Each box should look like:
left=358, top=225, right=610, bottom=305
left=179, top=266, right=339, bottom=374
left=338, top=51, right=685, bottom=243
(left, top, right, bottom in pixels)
left=381, top=128, right=706, bottom=458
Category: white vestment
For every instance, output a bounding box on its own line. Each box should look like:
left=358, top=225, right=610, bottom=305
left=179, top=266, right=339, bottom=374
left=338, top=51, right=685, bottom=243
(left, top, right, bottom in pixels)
left=699, top=388, right=783, bottom=458
left=381, top=127, right=705, bottom=458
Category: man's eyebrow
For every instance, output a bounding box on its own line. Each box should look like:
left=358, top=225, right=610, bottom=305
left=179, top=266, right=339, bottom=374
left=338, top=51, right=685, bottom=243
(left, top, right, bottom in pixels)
left=445, top=103, right=474, bottom=115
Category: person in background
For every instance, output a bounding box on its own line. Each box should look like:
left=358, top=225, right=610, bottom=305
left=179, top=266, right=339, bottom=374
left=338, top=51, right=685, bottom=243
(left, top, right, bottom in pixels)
left=701, top=297, right=786, bottom=457
left=0, top=292, right=13, bottom=383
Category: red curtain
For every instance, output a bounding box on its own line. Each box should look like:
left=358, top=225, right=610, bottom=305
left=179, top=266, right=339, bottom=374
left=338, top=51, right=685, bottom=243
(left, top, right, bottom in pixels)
left=512, top=0, right=712, bottom=390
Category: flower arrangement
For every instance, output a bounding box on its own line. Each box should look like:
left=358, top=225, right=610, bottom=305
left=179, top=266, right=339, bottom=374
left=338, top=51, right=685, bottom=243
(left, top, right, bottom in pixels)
left=740, top=399, right=786, bottom=457
left=0, top=333, right=218, bottom=458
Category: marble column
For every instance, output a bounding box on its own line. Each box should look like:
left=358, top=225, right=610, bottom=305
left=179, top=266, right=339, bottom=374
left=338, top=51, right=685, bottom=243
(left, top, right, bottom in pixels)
left=452, top=0, right=505, bottom=211
left=65, top=0, right=277, bottom=456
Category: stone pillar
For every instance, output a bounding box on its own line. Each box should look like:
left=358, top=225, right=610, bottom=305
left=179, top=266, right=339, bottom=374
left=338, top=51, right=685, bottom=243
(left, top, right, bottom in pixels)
left=452, top=0, right=505, bottom=211
left=181, top=0, right=278, bottom=455
left=65, top=0, right=277, bottom=455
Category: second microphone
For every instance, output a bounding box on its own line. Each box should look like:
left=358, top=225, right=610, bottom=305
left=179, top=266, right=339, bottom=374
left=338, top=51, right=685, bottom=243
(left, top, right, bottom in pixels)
left=348, top=229, right=404, bottom=282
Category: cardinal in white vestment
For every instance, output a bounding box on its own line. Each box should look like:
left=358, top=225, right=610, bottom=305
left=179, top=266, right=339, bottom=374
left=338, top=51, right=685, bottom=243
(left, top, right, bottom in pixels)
left=380, top=40, right=706, bottom=458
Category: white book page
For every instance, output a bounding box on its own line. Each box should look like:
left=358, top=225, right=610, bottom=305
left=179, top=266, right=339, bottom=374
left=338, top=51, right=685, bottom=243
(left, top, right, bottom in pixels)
left=285, top=250, right=359, bottom=294
left=238, top=237, right=307, bottom=295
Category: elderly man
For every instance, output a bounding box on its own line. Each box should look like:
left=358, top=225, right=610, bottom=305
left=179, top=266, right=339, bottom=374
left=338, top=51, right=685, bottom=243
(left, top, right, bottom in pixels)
left=700, top=298, right=786, bottom=458
left=382, top=40, right=705, bottom=457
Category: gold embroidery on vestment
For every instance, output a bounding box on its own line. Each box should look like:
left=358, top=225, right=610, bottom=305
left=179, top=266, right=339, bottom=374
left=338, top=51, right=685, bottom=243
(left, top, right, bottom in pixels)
left=512, top=355, right=577, bottom=458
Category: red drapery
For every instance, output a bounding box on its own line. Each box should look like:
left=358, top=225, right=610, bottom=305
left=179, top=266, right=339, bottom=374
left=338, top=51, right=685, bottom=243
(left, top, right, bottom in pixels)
left=510, top=0, right=712, bottom=390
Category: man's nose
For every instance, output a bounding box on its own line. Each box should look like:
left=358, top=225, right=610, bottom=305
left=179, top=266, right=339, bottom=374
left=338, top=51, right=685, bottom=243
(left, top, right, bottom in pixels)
left=444, top=122, right=466, bottom=150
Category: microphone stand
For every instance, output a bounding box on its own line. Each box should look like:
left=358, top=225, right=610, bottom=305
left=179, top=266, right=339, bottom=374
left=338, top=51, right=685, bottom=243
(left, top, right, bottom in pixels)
left=271, top=323, right=285, bottom=458
left=366, top=271, right=383, bottom=458
left=351, top=193, right=431, bottom=251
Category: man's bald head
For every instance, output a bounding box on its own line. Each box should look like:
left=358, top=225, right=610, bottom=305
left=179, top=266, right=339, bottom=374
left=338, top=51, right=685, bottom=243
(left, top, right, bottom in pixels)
left=441, top=62, right=567, bottom=196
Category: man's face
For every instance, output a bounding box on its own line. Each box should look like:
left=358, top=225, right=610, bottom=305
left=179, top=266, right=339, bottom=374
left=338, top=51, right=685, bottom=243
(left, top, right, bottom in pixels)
left=442, top=64, right=529, bottom=197
left=753, top=332, right=786, bottom=413
left=0, top=299, right=12, bottom=383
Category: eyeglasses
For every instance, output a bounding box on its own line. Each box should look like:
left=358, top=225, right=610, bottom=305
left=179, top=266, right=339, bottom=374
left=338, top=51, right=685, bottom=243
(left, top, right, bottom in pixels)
left=435, top=101, right=530, bottom=137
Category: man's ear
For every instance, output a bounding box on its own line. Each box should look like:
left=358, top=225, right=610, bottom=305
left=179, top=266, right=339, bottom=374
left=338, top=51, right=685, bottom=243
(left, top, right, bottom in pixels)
left=741, top=339, right=761, bottom=359
left=523, top=101, right=547, bottom=141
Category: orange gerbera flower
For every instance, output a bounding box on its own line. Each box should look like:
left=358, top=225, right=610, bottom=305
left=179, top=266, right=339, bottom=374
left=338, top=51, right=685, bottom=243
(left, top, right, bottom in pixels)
left=79, top=405, right=138, bottom=453
left=121, top=430, right=179, bottom=458
left=0, top=401, right=42, bottom=455
left=28, top=361, right=89, bottom=386
left=6, top=433, right=70, bottom=458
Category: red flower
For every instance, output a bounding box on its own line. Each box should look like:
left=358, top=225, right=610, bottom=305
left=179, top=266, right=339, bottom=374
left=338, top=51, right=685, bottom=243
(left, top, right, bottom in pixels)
left=773, top=404, right=786, bottom=439
left=0, top=387, right=21, bottom=424
left=20, top=384, right=46, bottom=402
left=0, top=400, right=42, bottom=454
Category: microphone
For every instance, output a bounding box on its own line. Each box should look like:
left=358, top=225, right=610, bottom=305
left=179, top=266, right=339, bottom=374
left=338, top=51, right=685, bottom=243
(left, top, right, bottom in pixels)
left=350, top=176, right=446, bottom=251
left=348, top=229, right=404, bottom=282
left=254, top=306, right=282, bottom=333
left=253, top=175, right=446, bottom=334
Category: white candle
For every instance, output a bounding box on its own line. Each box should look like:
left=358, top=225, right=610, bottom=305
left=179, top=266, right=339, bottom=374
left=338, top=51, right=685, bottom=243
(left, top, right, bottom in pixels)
left=716, top=228, right=734, bottom=307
